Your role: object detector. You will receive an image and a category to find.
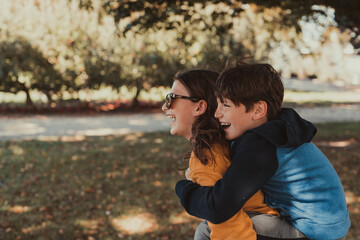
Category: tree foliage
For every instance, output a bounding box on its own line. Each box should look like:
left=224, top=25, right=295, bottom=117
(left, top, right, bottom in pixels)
left=1, top=0, right=359, bottom=107
left=0, top=40, right=69, bottom=106
left=0, top=1, right=248, bottom=106
left=79, top=0, right=360, bottom=46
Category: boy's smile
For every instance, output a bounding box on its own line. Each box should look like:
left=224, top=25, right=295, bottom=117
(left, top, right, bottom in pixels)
left=215, top=98, right=264, bottom=141
left=220, top=122, right=231, bottom=129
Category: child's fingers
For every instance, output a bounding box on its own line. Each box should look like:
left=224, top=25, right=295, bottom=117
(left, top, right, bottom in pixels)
left=185, top=167, right=192, bottom=181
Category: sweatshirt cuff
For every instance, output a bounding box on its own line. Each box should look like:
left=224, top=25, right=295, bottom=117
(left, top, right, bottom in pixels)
left=175, top=179, right=192, bottom=198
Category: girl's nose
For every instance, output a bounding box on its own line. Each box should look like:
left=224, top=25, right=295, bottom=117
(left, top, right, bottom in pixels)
left=161, top=102, right=168, bottom=112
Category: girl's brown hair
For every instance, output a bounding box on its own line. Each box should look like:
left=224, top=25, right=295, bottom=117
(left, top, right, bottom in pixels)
left=175, top=70, right=228, bottom=165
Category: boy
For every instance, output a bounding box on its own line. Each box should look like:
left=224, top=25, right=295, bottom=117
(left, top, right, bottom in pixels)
left=175, top=64, right=350, bottom=239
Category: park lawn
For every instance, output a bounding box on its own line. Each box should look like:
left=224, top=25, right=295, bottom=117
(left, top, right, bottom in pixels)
left=0, top=122, right=359, bottom=240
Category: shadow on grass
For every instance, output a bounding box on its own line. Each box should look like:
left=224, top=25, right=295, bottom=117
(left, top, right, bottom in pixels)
left=0, top=122, right=359, bottom=239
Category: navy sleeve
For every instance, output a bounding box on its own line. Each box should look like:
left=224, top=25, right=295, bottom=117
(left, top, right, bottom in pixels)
left=175, top=133, right=278, bottom=224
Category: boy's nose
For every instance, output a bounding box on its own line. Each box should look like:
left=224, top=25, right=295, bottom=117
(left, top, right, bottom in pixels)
left=214, top=107, right=222, bottom=119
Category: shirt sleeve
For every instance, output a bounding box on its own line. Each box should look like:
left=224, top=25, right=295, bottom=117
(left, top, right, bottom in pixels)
left=189, top=148, right=230, bottom=187
left=190, top=163, right=223, bottom=187
left=175, top=133, right=278, bottom=224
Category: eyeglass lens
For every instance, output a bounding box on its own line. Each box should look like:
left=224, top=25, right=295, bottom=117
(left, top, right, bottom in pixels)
left=166, top=93, right=172, bottom=108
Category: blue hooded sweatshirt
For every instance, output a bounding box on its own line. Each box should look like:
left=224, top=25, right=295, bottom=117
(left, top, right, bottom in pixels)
left=175, top=108, right=350, bottom=240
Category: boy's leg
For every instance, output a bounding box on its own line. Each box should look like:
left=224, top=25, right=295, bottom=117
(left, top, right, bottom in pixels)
left=194, top=221, right=211, bottom=240
left=246, top=211, right=307, bottom=239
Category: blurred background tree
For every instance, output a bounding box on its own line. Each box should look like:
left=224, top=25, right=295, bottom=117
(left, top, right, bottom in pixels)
left=0, top=39, right=72, bottom=107
left=94, top=0, right=360, bottom=45
left=0, top=0, right=359, bottom=107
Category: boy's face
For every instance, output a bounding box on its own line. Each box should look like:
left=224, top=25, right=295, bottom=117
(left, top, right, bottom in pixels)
left=215, top=97, right=258, bottom=141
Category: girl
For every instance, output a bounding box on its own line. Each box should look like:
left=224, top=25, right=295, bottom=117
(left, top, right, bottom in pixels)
left=162, top=70, right=278, bottom=240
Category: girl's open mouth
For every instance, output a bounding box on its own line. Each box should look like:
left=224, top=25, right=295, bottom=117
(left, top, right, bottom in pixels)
left=167, top=114, right=176, bottom=125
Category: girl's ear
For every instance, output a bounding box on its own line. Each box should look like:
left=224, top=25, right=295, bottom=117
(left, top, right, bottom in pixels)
left=253, top=101, right=267, bottom=121
left=194, top=100, right=207, bottom=117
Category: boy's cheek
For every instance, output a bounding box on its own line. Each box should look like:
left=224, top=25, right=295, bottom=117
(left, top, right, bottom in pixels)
left=225, top=126, right=244, bottom=141
left=225, top=136, right=234, bottom=141
left=224, top=131, right=235, bottom=141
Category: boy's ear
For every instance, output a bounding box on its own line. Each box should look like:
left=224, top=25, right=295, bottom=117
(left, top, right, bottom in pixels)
left=253, top=101, right=267, bottom=121
left=194, top=100, right=207, bottom=117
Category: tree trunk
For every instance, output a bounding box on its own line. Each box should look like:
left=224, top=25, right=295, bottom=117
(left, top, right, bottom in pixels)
left=24, top=88, right=34, bottom=108
left=132, top=86, right=141, bottom=107
left=44, top=92, right=53, bottom=106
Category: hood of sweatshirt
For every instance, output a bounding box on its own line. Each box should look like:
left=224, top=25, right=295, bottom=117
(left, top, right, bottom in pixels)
left=249, top=108, right=317, bottom=148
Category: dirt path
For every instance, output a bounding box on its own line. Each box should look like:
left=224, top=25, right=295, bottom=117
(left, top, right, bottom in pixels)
left=1, top=104, right=360, bottom=141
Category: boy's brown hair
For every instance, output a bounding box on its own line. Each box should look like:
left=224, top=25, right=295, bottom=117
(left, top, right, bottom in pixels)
left=216, top=63, right=284, bottom=120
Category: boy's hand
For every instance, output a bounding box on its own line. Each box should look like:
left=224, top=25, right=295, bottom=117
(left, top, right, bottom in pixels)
left=185, top=167, right=192, bottom=181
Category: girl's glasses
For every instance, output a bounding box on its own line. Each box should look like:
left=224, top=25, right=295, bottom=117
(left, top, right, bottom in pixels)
left=165, top=93, right=199, bottom=109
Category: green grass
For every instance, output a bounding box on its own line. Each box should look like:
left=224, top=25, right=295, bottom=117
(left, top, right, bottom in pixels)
left=314, top=122, right=360, bottom=140
left=0, top=123, right=359, bottom=239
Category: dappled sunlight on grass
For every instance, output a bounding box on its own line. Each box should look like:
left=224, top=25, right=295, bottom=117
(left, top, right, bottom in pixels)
left=124, top=132, right=144, bottom=142
left=154, top=138, right=163, bottom=144
left=34, top=135, right=87, bottom=142
left=60, top=136, right=86, bottom=142
left=344, top=191, right=360, bottom=237
left=169, top=210, right=201, bottom=225
left=110, top=212, right=159, bottom=235
left=314, top=125, right=360, bottom=239
left=316, top=139, right=356, bottom=148
left=21, top=222, right=48, bottom=235
left=3, top=205, right=32, bottom=214
left=345, top=191, right=360, bottom=206
left=21, top=222, right=48, bottom=234
left=8, top=145, right=24, bottom=155
left=106, top=171, right=123, bottom=178
left=76, top=218, right=106, bottom=235
left=150, top=147, right=160, bottom=153
left=0, top=131, right=194, bottom=239
left=36, top=133, right=133, bottom=142
left=153, top=180, right=164, bottom=187
left=0, top=128, right=358, bottom=239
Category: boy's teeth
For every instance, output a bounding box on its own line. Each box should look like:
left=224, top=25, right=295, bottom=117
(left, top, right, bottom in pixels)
left=221, top=123, right=231, bottom=129
left=167, top=115, right=175, bottom=119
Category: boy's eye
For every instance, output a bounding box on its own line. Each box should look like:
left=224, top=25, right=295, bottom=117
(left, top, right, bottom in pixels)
left=224, top=104, right=230, bottom=107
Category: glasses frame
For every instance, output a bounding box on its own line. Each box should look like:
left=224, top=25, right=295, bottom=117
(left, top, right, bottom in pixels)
left=165, top=93, right=199, bottom=109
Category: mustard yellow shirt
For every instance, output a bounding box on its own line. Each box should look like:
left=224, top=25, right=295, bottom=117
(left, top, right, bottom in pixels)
left=189, top=144, right=279, bottom=240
